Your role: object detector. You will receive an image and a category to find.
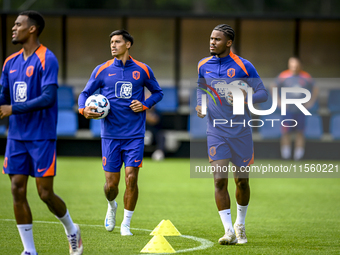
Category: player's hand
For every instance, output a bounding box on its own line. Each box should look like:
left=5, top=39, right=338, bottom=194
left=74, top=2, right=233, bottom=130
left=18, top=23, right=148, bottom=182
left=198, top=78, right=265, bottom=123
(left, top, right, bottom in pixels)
left=130, top=100, right=143, bottom=113
left=83, top=106, right=102, bottom=119
left=0, top=105, right=12, bottom=119
left=195, top=105, right=206, bottom=118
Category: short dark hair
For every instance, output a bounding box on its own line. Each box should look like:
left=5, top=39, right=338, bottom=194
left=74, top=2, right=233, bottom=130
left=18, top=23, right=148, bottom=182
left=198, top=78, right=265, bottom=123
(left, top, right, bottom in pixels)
left=109, top=29, right=134, bottom=46
left=19, top=10, right=45, bottom=36
left=213, top=24, right=235, bottom=41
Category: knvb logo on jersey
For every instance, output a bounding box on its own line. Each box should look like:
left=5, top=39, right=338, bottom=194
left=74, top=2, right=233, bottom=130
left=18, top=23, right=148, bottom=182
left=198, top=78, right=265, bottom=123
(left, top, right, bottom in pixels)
left=13, top=81, right=27, bottom=102
left=132, top=71, right=140, bottom=80
left=115, top=81, right=133, bottom=99
left=227, top=68, right=235, bottom=78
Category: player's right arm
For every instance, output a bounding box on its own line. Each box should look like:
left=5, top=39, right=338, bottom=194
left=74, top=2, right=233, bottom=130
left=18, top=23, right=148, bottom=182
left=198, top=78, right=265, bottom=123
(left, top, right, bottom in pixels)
left=196, top=58, right=208, bottom=118
left=0, top=85, right=11, bottom=119
left=0, top=85, right=10, bottom=106
left=0, top=63, right=12, bottom=118
left=0, top=63, right=11, bottom=106
left=78, top=65, right=103, bottom=119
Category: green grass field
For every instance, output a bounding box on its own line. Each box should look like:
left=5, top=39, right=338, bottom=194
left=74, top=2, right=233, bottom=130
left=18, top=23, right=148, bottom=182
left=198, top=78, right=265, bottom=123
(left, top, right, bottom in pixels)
left=0, top=157, right=340, bottom=254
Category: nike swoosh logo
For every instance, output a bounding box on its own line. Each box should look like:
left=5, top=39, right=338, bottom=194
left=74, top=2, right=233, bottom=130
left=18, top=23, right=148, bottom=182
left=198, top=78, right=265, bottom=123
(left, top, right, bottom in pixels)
left=243, top=158, right=250, bottom=162
left=134, top=160, right=141, bottom=162
left=25, top=228, right=32, bottom=231
left=206, top=71, right=212, bottom=74
left=37, top=168, right=46, bottom=172
left=108, top=73, right=116, bottom=76
left=10, top=70, right=17, bottom=73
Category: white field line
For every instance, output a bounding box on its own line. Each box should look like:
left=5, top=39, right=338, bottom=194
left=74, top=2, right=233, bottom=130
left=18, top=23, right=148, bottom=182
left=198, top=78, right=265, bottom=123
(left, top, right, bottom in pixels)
left=1, top=219, right=214, bottom=253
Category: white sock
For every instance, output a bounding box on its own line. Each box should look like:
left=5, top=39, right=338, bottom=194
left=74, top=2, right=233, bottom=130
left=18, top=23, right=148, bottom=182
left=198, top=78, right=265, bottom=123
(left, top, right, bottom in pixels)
left=218, top=209, right=233, bottom=233
left=121, top=209, right=134, bottom=227
left=107, top=199, right=117, bottom=210
left=56, top=210, right=77, bottom=235
left=281, top=145, right=291, bottom=159
left=17, top=224, right=36, bottom=254
left=294, top=147, right=304, bottom=161
left=235, top=203, right=248, bottom=225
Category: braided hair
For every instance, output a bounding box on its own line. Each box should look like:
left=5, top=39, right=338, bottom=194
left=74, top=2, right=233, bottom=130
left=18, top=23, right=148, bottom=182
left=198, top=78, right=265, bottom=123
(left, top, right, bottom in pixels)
left=213, top=24, right=235, bottom=41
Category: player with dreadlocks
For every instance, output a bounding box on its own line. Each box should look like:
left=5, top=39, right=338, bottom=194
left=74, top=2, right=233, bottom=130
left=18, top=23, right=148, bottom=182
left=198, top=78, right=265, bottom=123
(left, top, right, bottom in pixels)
left=195, top=24, right=268, bottom=245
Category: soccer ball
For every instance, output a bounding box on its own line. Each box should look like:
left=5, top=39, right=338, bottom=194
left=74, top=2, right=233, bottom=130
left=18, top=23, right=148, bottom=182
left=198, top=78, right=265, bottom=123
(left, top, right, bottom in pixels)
left=85, top=94, right=110, bottom=119
left=225, top=80, right=251, bottom=106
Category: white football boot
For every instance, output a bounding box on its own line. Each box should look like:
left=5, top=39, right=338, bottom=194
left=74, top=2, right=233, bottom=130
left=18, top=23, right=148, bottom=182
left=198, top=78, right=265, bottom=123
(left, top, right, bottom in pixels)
left=67, top=224, right=83, bottom=255
left=120, top=223, right=133, bottom=236
left=104, top=201, right=117, bottom=231
left=234, top=223, right=247, bottom=244
left=218, top=228, right=238, bottom=245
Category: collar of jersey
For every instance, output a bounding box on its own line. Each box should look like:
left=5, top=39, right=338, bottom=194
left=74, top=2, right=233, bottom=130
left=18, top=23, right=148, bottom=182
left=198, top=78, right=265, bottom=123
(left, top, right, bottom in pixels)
left=113, top=57, right=134, bottom=67
left=211, top=54, right=233, bottom=63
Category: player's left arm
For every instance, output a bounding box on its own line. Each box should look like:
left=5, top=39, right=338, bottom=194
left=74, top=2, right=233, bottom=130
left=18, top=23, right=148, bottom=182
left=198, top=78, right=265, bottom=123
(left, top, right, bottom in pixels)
left=131, top=66, right=163, bottom=113
left=0, top=52, right=59, bottom=118
left=0, top=84, right=58, bottom=118
left=245, top=62, right=268, bottom=104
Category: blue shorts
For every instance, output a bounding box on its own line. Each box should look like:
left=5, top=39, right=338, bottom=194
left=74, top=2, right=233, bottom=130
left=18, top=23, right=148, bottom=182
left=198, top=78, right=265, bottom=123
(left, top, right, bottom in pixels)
left=282, top=112, right=305, bottom=133
left=207, top=134, right=254, bottom=167
left=3, top=139, right=56, bottom=177
left=101, top=138, right=144, bottom=172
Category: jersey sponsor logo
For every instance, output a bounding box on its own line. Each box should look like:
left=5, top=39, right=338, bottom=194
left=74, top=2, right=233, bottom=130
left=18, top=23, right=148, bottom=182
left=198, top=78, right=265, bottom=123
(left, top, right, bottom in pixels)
left=3, top=157, right=8, bottom=168
left=115, top=81, right=133, bottom=99
left=13, top=81, right=28, bottom=102
left=209, top=146, right=216, bottom=157
left=102, top=157, right=107, bottom=166
left=132, top=71, right=140, bottom=80
left=37, top=168, right=46, bottom=173
left=26, top=65, right=34, bottom=77
left=108, top=73, right=116, bottom=76
left=10, top=69, right=17, bottom=74
left=227, top=68, right=235, bottom=78
left=211, top=79, right=228, bottom=98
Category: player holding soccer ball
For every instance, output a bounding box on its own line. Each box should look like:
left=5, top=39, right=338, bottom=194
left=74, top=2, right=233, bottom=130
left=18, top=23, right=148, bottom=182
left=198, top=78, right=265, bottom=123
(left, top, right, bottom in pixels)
left=78, top=30, right=163, bottom=236
left=0, top=11, right=83, bottom=255
left=195, top=24, right=268, bottom=245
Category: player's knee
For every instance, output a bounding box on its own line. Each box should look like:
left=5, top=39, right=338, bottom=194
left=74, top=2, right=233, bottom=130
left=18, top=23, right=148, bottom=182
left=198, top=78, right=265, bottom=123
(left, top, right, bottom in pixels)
left=11, top=183, right=26, bottom=201
left=105, top=181, right=118, bottom=193
left=125, top=173, right=138, bottom=188
left=235, top=178, right=249, bottom=190
left=214, top=178, right=227, bottom=191
left=38, top=189, right=53, bottom=204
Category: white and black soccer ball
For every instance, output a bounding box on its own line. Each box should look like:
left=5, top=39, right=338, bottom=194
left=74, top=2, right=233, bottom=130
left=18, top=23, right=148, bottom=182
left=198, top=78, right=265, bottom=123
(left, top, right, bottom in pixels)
left=85, top=94, right=110, bottom=119
left=225, top=80, right=252, bottom=106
